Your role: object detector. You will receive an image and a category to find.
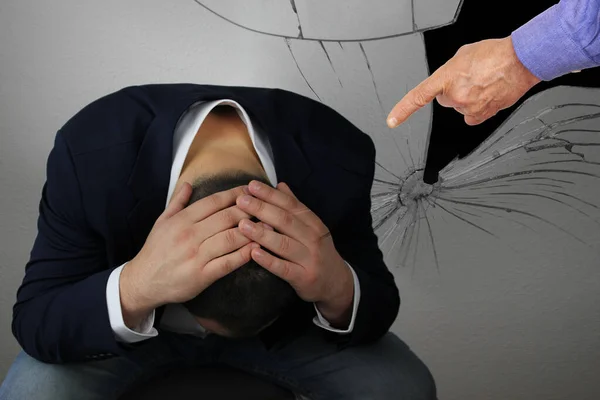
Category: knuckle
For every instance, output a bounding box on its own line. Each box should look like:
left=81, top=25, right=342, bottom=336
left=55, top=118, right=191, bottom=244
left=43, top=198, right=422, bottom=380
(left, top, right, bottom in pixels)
left=279, top=236, right=291, bottom=254
left=236, top=205, right=251, bottom=219
left=453, top=98, right=467, bottom=108
left=281, top=210, right=294, bottom=227
left=186, top=243, right=200, bottom=260
left=239, top=250, right=251, bottom=265
left=412, top=92, right=430, bottom=108
left=229, top=206, right=246, bottom=221
left=224, top=229, right=239, bottom=246
left=220, top=209, right=237, bottom=227
left=284, top=196, right=297, bottom=209
left=263, top=186, right=275, bottom=200
left=255, top=199, right=266, bottom=214
left=453, top=91, right=470, bottom=106
left=231, top=186, right=245, bottom=197
left=221, top=258, right=235, bottom=275
left=176, top=226, right=194, bottom=243
left=207, top=192, right=222, bottom=209
left=470, top=104, right=484, bottom=115
left=476, top=108, right=490, bottom=120
left=280, top=261, right=292, bottom=279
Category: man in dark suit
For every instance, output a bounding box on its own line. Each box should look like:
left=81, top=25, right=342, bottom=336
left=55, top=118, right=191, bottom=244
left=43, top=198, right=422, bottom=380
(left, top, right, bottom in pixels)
left=0, top=84, right=436, bottom=399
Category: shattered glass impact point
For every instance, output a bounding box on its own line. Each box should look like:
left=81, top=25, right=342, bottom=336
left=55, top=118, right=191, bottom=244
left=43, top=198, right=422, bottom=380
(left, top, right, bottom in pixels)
left=399, top=169, right=434, bottom=207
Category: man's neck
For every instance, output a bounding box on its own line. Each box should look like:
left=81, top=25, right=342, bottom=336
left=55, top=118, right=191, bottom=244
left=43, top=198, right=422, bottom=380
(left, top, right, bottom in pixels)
left=180, top=106, right=267, bottom=181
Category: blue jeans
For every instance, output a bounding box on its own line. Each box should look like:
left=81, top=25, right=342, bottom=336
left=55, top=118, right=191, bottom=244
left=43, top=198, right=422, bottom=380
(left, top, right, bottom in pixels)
left=0, top=327, right=436, bottom=400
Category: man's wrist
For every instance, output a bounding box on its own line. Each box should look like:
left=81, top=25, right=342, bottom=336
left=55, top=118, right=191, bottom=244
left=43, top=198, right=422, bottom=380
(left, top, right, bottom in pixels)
left=119, top=261, right=158, bottom=329
left=504, top=36, right=541, bottom=88
left=315, top=263, right=354, bottom=326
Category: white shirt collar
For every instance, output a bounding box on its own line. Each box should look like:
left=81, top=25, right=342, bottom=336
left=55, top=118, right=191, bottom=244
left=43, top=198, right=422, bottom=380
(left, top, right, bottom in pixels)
left=166, top=99, right=278, bottom=207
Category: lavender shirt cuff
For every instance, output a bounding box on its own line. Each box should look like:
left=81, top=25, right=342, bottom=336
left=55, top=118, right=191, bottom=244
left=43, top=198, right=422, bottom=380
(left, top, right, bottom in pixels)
left=511, top=5, right=597, bottom=81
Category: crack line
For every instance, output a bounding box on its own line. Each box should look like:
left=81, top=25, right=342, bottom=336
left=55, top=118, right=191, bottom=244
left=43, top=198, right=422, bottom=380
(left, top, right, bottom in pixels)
left=192, top=0, right=466, bottom=43
left=442, top=168, right=600, bottom=191
left=358, top=43, right=385, bottom=116
left=420, top=199, right=440, bottom=273
left=284, top=38, right=321, bottom=101
left=319, top=41, right=343, bottom=87
left=289, top=0, right=304, bottom=39
left=436, top=196, right=590, bottom=246
left=376, top=161, right=402, bottom=180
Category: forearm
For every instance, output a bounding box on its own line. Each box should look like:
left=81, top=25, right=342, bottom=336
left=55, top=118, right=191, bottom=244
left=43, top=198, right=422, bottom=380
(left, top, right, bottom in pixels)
left=511, top=0, right=600, bottom=80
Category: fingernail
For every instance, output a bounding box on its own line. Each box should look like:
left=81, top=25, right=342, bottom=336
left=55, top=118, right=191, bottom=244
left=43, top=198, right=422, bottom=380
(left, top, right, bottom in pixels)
left=263, top=223, right=274, bottom=231
left=387, top=117, right=398, bottom=128
left=249, top=181, right=262, bottom=192
left=242, top=185, right=250, bottom=194
left=250, top=242, right=260, bottom=249
left=239, top=195, right=252, bottom=206
left=240, top=220, right=255, bottom=233
left=253, top=248, right=265, bottom=258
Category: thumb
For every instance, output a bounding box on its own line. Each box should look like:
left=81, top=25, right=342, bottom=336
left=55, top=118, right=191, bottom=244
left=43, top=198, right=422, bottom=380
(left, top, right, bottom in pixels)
left=159, top=182, right=192, bottom=221
left=464, top=115, right=486, bottom=126
left=387, top=70, right=444, bottom=128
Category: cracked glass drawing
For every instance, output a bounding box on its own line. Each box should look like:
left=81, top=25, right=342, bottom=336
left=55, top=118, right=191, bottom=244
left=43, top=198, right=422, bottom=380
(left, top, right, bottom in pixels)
left=191, top=1, right=600, bottom=272
left=192, top=0, right=452, bottom=204
left=373, top=86, right=600, bottom=270
left=195, top=0, right=463, bottom=40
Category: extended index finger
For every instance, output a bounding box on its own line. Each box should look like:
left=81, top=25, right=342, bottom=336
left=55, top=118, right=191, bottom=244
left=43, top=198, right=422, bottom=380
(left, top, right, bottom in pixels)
left=177, top=185, right=248, bottom=224
left=387, top=70, right=445, bottom=128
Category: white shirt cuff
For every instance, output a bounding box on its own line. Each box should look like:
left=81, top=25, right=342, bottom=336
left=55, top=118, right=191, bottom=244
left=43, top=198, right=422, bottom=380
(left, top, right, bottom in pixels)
left=106, top=263, right=158, bottom=343
left=312, top=262, right=361, bottom=334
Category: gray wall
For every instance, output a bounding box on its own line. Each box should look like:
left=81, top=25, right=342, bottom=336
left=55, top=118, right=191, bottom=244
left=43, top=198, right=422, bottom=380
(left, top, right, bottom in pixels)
left=1, top=1, right=599, bottom=399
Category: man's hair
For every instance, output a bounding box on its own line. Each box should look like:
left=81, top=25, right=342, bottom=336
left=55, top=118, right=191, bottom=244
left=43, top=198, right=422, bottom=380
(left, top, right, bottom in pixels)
left=183, top=171, right=298, bottom=337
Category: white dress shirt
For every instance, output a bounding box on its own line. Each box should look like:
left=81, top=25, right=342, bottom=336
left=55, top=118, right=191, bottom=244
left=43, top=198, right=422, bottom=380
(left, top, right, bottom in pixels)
left=106, top=99, right=361, bottom=343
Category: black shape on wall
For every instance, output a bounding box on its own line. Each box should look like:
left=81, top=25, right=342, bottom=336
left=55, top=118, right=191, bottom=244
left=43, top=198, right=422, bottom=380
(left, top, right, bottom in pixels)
left=422, top=0, right=600, bottom=183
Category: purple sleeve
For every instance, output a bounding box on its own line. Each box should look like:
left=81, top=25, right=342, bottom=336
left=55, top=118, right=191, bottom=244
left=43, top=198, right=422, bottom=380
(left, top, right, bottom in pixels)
left=511, top=0, right=600, bottom=81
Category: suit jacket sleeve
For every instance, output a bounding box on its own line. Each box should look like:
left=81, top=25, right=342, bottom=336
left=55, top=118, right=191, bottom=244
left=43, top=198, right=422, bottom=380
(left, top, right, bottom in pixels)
left=331, top=140, right=401, bottom=347
left=12, top=131, right=129, bottom=363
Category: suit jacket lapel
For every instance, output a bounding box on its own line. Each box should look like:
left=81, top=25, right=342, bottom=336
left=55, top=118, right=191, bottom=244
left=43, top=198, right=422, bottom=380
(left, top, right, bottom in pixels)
left=126, top=117, right=173, bottom=251
left=126, top=85, right=207, bottom=250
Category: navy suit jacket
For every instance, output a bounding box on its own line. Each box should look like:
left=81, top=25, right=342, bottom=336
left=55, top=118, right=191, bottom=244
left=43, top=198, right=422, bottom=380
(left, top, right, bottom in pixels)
left=12, top=84, right=400, bottom=363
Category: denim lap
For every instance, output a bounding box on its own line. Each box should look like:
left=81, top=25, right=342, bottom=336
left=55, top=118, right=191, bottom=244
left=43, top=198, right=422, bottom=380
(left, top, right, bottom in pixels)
left=0, top=332, right=195, bottom=400
left=0, top=329, right=436, bottom=400
left=218, top=328, right=437, bottom=400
